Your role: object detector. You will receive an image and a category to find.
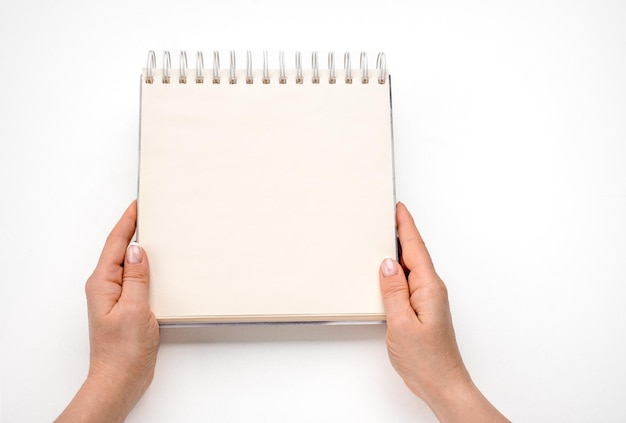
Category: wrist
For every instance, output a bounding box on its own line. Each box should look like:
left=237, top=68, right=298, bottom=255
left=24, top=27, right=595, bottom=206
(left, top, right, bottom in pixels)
left=55, top=373, right=133, bottom=423
left=88, top=373, right=129, bottom=404
left=402, top=360, right=473, bottom=407
left=426, top=376, right=478, bottom=418
left=87, top=362, right=143, bottom=413
left=423, top=377, right=509, bottom=423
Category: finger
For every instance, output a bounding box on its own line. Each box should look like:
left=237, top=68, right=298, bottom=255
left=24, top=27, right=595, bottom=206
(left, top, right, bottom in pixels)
left=86, top=201, right=138, bottom=314
left=396, top=202, right=437, bottom=277
left=95, top=201, right=138, bottom=277
left=379, top=257, right=419, bottom=325
left=120, top=242, right=151, bottom=306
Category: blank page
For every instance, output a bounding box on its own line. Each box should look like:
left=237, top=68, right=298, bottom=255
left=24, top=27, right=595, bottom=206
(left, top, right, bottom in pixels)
left=138, top=59, right=396, bottom=323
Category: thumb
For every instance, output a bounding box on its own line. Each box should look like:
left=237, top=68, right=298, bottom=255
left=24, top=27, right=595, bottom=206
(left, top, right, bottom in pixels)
left=379, top=257, right=417, bottom=324
left=121, top=242, right=150, bottom=306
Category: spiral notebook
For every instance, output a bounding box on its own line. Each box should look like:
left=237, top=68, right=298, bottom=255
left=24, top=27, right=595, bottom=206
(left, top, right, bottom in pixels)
left=137, top=50, right=396, bottom=324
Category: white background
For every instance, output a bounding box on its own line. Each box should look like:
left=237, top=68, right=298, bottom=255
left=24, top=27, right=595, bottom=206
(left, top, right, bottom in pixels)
left=1, top=1, right=625, bottom=422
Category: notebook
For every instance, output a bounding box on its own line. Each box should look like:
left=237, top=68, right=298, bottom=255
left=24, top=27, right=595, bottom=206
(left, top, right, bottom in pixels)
left=137, top=50, right=396, bottom=324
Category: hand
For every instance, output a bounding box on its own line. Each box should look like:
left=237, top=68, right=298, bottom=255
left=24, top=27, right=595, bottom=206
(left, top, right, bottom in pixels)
left=56, top=201, right=160, bottom=423
left=379, top=202, right=509, bottom=423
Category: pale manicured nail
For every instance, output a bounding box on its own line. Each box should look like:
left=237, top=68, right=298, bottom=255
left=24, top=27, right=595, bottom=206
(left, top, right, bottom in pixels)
left=382, top=257, right=397, bottom=277
left=126, top=242, right=143, bottom=264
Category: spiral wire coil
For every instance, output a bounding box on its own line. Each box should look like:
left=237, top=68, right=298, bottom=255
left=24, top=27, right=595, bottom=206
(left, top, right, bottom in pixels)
left=145, top=50, right=387, bottom=85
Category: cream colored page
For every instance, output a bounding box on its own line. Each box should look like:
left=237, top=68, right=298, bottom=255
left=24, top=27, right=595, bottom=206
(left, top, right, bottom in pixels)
left=138, top=69, right=396, bottom=322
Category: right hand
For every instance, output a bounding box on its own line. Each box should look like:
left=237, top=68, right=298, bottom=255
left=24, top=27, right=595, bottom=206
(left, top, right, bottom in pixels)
left=379, top=202, right=509, bottom=422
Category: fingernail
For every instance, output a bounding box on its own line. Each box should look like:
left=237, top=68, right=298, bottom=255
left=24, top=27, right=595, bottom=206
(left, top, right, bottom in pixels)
left=382, top=257, right=397, bottom=277
left=126, top=242, right=143, bottom=264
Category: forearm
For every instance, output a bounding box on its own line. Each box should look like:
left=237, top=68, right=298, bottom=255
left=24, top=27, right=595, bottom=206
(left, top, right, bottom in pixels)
left=426, top=379, right=510, bottom=423
left=55, top=375, right=133, bottom=423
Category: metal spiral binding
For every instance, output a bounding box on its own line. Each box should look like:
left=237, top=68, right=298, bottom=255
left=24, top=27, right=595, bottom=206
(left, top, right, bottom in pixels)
left=311, top=51, right=320, bottom=84
left=229, top=51, right=237, bottom=84
left=344, top=52, right=352, bottom=84
left=195, top=51, right=204, bottom=84
left=295, top=51, right=303, bottom=84
left=279, top=51, right=287, bottom=84
left=144, top=50, right=387, bottom=85
left=328, top=52, right=336, bottom=84
left=246, top=50, right=253, bottom=84
left=376, top=52, right=387, bottom=84
left=262, top=51, right=270, bottom=84
left=212, top=51, right=220, bottom=84
left=360, top=52, right=369, bottom=84
left=145, top=50, right=156, bottom=84
left=179, top=51, right=187, bottom=84
left=162, top=51, right=171, bottom=84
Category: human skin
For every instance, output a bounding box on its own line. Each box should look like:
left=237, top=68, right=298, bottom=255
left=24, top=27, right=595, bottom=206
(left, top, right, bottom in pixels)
left=55, top=201, right=159, bottom=423
left=56, top=201, right=508, bottom=422
left=379, top=202, right=509, bottom=422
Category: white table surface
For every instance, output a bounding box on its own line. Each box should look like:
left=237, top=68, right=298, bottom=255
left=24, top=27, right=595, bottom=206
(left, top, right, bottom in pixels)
left=1, top=1, right=625, bottom=421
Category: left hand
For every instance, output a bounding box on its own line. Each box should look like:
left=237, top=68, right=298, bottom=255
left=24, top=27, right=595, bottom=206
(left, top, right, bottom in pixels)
left=56, top=201, right=160, bottom=423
